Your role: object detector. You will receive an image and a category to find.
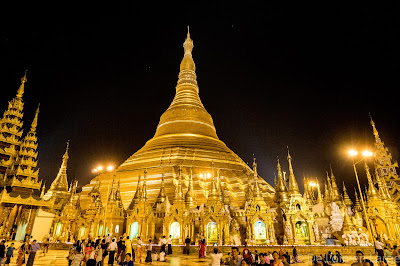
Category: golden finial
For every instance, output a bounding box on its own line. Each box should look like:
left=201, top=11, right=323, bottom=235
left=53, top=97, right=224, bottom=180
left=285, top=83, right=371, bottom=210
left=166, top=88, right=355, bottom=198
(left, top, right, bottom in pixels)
left=17, top=70, right=28, bottom=98
left=369, top=113, right=381, bottom=141
left=30, top=103, right=40, bottom=131
left=183, top=26, right=194, bottom=56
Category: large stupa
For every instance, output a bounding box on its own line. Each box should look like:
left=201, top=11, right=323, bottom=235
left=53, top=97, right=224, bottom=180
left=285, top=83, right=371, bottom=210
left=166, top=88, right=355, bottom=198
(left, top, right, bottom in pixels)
left=82, top=28, right=275, bottom=209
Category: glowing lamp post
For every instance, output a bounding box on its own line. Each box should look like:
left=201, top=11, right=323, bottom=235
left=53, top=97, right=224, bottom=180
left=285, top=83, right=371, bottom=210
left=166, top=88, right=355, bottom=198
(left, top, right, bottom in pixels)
left=348, top=149, right=374, bottom=242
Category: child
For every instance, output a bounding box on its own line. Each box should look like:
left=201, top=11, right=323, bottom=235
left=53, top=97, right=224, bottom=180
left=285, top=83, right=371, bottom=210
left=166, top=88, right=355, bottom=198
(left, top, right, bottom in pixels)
left=5, top=243, right=15, bottom=265
left=151, top=250, right=158, bottom=261
left=123, top=253, right=134, bottom=266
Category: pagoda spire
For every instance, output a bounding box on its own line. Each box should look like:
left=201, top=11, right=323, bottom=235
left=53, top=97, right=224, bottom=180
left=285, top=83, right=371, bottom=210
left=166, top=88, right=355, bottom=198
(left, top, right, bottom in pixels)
left=141, top=170, right=148, bottom=200
left=316, top=181, right=324, bottom=203
left=17, top=70, right=27, bottom=98
left=370, top=114, right=382, bottom=144
left=128, top=175, right=142, bottom=210
left=275, top=159, right=288, bottom=203
left=49, top=141, right=69, bottom=192
left=174, top=166, right=184, bottom=202
left=330, top=166, right=341, bottom=202
left=287, top=148, right=300, bottom=194
left=342, top=182, right=353, bottom=207
left=253, top=158, right=262, bottom=197
left=209, top=162, right=219, bottom=200
left=156, top=173, right=167, bottom=204
left=185, top=168, right=196, bottom=207
left=108, top=172, right=117, bottom=202
left=354, top=189, right=362, bottom=212
left=365, top=163, right=378, bottom=200
left=30, top=104, right=40, bottom=131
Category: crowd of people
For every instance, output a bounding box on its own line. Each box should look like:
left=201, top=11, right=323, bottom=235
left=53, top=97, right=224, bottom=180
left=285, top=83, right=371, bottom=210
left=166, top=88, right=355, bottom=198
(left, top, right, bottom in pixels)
left=0, top=238, right=41, bottom=266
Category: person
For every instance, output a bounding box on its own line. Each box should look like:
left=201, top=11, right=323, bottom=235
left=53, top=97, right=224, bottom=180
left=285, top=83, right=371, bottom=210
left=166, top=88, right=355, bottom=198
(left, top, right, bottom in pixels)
left=375, top=238, right=385, bottom=262
left=122, top=253, right=134, bottom=266
left=71, top=247, right=84, bottom=266
left=151, top=250, right=158, bottom=261
left=210, top=247, right=223, bottom=266
left=199, top=239, right=206, bottom=258
left=95, top=243, right=103, bottom=266
left=159, top=249, right=166, bottom=262
left=253, top=250, right=259, bottom=265
left=282, top=254, right=290, bottom=266
left=279, top=249, right=284, bottom=259
left=325, top=251, right=333, bottom=264
left=184, top=236, right=190, bottom=255
left=4, top=242, right=15, bottom=265
left=43, top=237, right=50, bottom=256
left=101, top=239, right=108, bottom=266
left=145, top=239, right=153, bottom=262
left=363, top=259, right=374, bottom=266
left=137, top=236, right=143, bottom=263
left=335, top=251, right=343, bottom=263
left=351, top=251, right=364, bottom=266
left=229, top=247, right=242, bottom=266
left=26, top=240, right=40, bottom=266
left=243, top=248, right=252, bottom=264
left=106, top=234, right=111, bottom=244
left=167, top=235, right=172, bottom=255
left=271, top=251, right=283, bottom=266
left=85, top=242, right=93, bottom=264
left=0, top=240, right=5, bottom=266
left=118, top=241, right=126, bottom=264
left=160, top=236, right=166, bottom=253
left=87, top=246, right=97, bottom=266
left=125, top=236, right=132, bottom=260
left=392, top=245, right=400, bottom=266
left=108, top=238, right=118, bottom=265
left=258, top=253, right=269, bottom=265
left=17, top=244, right=26, bottom=266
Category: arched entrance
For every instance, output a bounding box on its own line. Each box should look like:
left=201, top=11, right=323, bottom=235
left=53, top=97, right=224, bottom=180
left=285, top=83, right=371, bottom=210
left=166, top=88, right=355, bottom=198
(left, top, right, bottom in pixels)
left=254, top=220, right=267, bottom=243
left=206, top=222, right=218, bottom=245
left=99, top=225, right=104, bottom=236
left=170, top=222, right=180, bottom=239
left=130, top=222, right=139, bottom=239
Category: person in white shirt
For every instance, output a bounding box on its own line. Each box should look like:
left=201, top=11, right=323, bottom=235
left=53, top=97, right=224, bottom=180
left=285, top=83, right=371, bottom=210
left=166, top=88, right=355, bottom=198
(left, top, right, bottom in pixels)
left=159, top=251, right=166, bottom=262
left=137, top=237, right=143, bottom=263
left=167, top=235, right=172, bottom=255
left=108, top=239, right=118, bottom=265
left=375, top=237, right=385, bottom=262
left=210, top=248, right=223, bottom=266
left=106, top=234, right=111, bottom=244
left=160, top=236, right=167, bottom=253
left=145, top=239, right=153, bottom=262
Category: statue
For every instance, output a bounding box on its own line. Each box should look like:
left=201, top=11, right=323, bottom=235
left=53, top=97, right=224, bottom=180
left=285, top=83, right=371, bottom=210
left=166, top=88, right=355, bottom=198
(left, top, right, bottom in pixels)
left=284, top=222, right=292, bottom=240
left=269, top=224, right=275, bottom=242
left=313, top=223, right=320, bottom=241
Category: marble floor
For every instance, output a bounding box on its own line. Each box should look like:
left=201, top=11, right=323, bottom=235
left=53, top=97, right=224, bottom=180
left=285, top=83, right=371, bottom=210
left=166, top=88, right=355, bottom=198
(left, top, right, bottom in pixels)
left=2, top=250, right=388, bottom=266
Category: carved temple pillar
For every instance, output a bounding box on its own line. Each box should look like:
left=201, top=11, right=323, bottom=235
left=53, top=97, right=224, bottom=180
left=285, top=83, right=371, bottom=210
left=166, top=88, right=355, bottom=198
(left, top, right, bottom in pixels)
left=4, top=205, right=18, bottom=238
left=26, top=207, right=37, bottom=236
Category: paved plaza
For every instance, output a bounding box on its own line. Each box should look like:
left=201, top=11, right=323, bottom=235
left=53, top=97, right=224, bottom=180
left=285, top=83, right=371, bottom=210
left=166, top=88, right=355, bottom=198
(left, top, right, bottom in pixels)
left=1, top=248, right=391, bottom=266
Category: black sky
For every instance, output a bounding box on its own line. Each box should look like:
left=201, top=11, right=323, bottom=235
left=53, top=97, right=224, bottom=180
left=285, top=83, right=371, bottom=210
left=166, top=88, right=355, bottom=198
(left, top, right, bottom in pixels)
left=1, top=2, right=399, bottom=198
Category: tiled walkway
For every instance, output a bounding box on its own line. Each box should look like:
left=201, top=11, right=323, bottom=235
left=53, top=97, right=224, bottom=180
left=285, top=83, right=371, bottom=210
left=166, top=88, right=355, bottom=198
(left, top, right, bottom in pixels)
left=3, top=249, right=388, bottom=266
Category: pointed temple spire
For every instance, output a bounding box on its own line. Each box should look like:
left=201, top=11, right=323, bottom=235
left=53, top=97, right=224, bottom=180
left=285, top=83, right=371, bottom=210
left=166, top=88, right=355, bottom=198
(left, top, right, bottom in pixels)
left=342, top=182, right=353, bottom=207
left=175, top=166, right=184, bottom=202
left=156, top=173, right=167, bottom=204
left=253, top=158, right=262, bottom=198
left=209, top=162, right=219, bottom=200
left=185, top=168, right=196, bottom=207
left=275, top=159, right=288, bottom=203
left=316, top=181, right=324, bottom=203
left=287, top=148, right=300, bottom=194
left=49, top=141, right=69, bottom=192
left=30, top=104, right=40, bottom=131
left=330, top=166, right=341, bottom=202
left=128, top=175, right=142, bottom=209
left=152, top=27, right=218, bottom=139
left=365, top=163, right=378, bottom=200
left=142, top=170, right=148, bottom=200
left=17, top=70, right=27, bottom=98
left=370, top=114, right=382, bottom=144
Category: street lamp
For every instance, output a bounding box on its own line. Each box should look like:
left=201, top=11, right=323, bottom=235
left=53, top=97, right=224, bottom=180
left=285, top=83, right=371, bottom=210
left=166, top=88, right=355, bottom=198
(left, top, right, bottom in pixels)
left=92, top=164, right=114, bottom=236
left=348, top=149, right=374, bottom=242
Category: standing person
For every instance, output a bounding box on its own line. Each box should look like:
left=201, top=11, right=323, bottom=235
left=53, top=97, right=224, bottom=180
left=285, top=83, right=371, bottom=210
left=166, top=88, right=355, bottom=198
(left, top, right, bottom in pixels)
left=26, top=240, right=40, bottom=266
left=101, top=239, right=108, bottom=266
left=167, top=235, right=172, bottom=255
left=16, top=244, right=26, bottom=266
left=198, top=239, right=206, bottom=258
left=87, top=246, right=97, bottom=266
left=108, top=238, right=118, bottom=265
left=85, top=242, right=93, bottom=265
left=210, top=247, right=223, bottom=266
left=106, top=234, right=111, bottom=244
left=95, top=243, right=103, bottom=266
left=160, top=236, right=166, bottom=254
left=375, top=237, right=385, bottom=262
left=145, top=239, right=153, bottom=263
left=118, top=241, right=126, bottom=265
left=5, top=243, right=15, bottom=265
left=137, top=237, right=143, bottom=263
left=122, top=253, right=134, bottom=266
left=71, top=247, right=84, bottom=266
left=242, top=248, right=252, bottom=264
left=125, top=236, right=132, bottom=260
left=258, top=253, right=269, bottom=265
left=184, top=236, right=190, bottom=255
left=228, top=247, right=242, bottom=266
left=0, top=240, right=5, bottom=266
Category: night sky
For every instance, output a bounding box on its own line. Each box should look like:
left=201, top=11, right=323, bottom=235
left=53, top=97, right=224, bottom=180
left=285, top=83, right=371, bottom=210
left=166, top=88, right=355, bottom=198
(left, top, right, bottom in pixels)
left=1, top=2, right=399, bottom=199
